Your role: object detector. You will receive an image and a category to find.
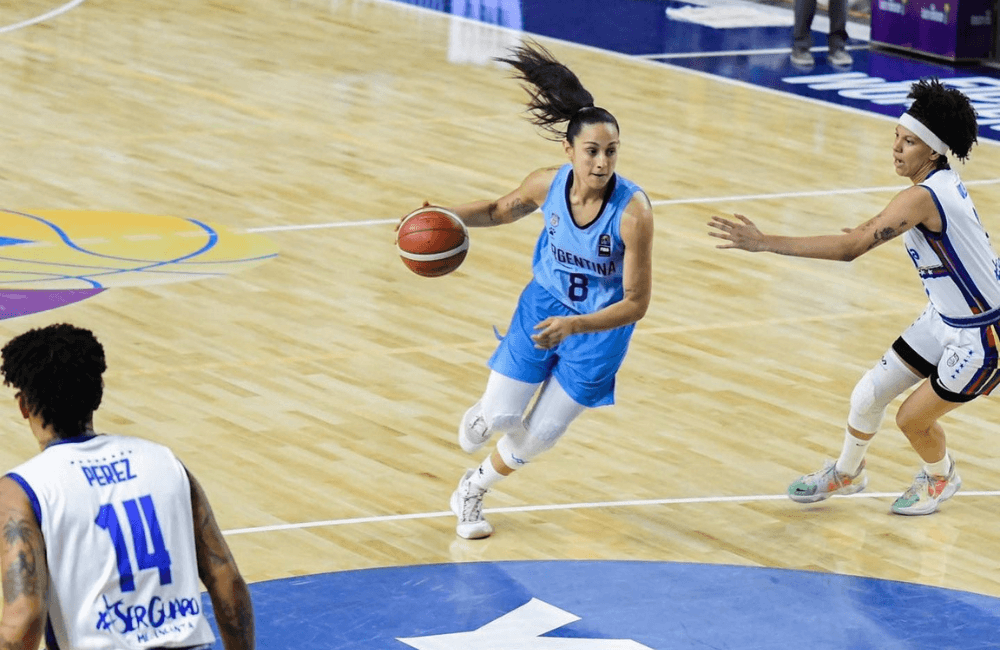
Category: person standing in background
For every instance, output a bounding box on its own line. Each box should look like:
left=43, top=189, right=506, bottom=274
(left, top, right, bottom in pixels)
left=791, top=0, right=853, bottom=68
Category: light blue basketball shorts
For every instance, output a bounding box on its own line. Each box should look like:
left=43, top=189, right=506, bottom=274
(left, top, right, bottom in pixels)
left=488, top=280, right=635, bottom=407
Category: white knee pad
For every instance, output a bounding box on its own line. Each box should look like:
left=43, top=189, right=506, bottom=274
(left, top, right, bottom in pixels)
left=483, top=412, right=524, bottom=438
left=496, top=414, right=567, bottom=467
left=496, top=379, right=586, bottom=468
left=480, top=371, right=539, bottom=438
left=847, top=350, right=922, bottom=434
left=496, top=428, right=532, bottom=468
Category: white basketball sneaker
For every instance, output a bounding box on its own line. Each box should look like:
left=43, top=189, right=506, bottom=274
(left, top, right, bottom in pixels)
left=450, top=469, right=493, bottom=539
left=458, top=401, right=492, bottom=454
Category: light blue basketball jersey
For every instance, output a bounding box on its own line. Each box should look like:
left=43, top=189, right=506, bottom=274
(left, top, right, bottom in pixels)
left=532, top=164, right=643, bottom=313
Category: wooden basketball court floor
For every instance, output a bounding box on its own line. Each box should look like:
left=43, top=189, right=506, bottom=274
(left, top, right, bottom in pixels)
left=2, top=0, right=1000, bottom=638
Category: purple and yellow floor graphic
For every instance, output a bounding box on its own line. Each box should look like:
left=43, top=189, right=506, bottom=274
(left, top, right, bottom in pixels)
left=0, top=210, right=277, bottom=319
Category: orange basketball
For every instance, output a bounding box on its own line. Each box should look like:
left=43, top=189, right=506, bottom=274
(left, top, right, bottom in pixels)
left=396, top=206, right=469, bottom=277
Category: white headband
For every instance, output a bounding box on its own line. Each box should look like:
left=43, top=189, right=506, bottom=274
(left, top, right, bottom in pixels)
left=898, top=112, right=949, bottom=156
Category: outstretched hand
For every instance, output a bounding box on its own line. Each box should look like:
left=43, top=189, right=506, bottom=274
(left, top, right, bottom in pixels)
left=707, top=214, right=767, bottom=252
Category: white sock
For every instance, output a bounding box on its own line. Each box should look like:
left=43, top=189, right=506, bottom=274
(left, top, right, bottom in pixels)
left=469, top=457, right=505, bottom=490
left=835, top=429, right=871, bottom=475
left=923, top=453, right=952, bottom=477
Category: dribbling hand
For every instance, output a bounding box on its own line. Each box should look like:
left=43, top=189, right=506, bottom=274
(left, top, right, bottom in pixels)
left=395, top=201, right=431, bottom=232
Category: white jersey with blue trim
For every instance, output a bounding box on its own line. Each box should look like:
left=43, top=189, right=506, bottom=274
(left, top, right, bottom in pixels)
left=6, top=434, right=216, bottom=650
left=904, top=168, right=1000, bottom=326
left=532, top=164, right=643, bottom=313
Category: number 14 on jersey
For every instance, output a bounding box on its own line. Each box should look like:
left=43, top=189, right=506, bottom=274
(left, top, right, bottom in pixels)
left=95, top=495, right=173, bottom=593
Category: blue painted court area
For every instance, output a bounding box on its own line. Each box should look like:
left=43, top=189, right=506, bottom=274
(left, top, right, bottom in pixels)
left=202, top=560, right=1000, bottom=648
left=399, top=0, right=1000, bottom=141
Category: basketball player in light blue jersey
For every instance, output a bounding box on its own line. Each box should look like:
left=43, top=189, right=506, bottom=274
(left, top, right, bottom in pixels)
left=427, top=42, right=655, bottom=539
left=0, top=324, right=255, bottom=649
left=710, top=79, right=991, bottom=516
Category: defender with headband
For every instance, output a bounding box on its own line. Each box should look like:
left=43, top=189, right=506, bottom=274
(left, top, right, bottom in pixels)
left=897, top=113, right=949, bottom=156
left=710, top=78, right=995, bottom=517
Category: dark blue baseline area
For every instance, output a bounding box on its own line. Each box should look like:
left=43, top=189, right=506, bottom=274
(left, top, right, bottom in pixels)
left=391, top=0, right=1000, bottom=141
left=403, top=0, right=799, bottom=55
left=674, top=47, right=1000, bottom=138
left=199, top=560, right=1000, bottom=649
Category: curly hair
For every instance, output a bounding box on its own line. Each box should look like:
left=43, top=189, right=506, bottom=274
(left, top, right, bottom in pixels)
left=495, top=41, right=619, bottom=143
left=1, top=323, right=106, bottom=439
left=906, top=78, right=978, bottom=165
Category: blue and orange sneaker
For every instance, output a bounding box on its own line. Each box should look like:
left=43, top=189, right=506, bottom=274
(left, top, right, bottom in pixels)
left=891, top=455, right=961, bottom=516
left=788, top=459, right=868, bottom=503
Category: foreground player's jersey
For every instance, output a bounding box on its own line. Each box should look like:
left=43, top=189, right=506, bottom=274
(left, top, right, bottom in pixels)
left=533, top=164, right=644, bottom=313
left=7, top=434, right=216, bottom=650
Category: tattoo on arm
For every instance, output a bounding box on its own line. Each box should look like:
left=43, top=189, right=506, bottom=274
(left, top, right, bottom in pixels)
left=192, top=485, right=234, bottom=584
left=487, top=200, right=504, bottom=224
left=3, top=519, right=32, bottom=546
left=213, top=582, right=255, bottom=648
left=189, top=473, right=255, bottom=648
left=509, top=198, right=527, bottom=219
left=491, top=197, right=532, bottom=224
left=867, top=220, right=908, bottom=250
left=2, top=518, right=42, bottom=603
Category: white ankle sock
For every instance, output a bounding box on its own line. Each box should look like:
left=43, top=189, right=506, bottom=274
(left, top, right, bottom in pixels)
left=835, top=429, right=871, bottom=475
left=470, top=458, right=505, bottom=490
left=923, top=453, right=952, bottom=477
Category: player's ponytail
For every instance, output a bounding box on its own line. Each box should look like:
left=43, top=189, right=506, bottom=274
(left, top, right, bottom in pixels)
left=496, top=41, right=619, bottom=143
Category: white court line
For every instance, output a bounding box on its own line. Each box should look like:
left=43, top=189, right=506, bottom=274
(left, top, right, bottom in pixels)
left=246, top=219, right=398, bottom=233
left=243, top=179, right=1000, bottom=234
left=223, top=490, right=1000, bottom=536
left=0, top=0, right=87, bottom=34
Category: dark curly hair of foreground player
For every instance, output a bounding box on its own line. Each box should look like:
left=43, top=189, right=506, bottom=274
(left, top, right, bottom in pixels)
left=1, top=322, right=106, bottom=439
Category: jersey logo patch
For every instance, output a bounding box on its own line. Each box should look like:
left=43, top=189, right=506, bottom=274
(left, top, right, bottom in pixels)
left=598, top=234, right=611, bottom=257
left=549, top=213, right=559, bottom=236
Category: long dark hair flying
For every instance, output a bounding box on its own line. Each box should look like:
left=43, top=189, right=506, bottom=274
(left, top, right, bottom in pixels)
left=495, top=41, right=619, bottom=143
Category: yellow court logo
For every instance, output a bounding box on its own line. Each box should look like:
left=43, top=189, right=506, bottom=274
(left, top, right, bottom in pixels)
left=1, top=209, right=277, bottom=318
